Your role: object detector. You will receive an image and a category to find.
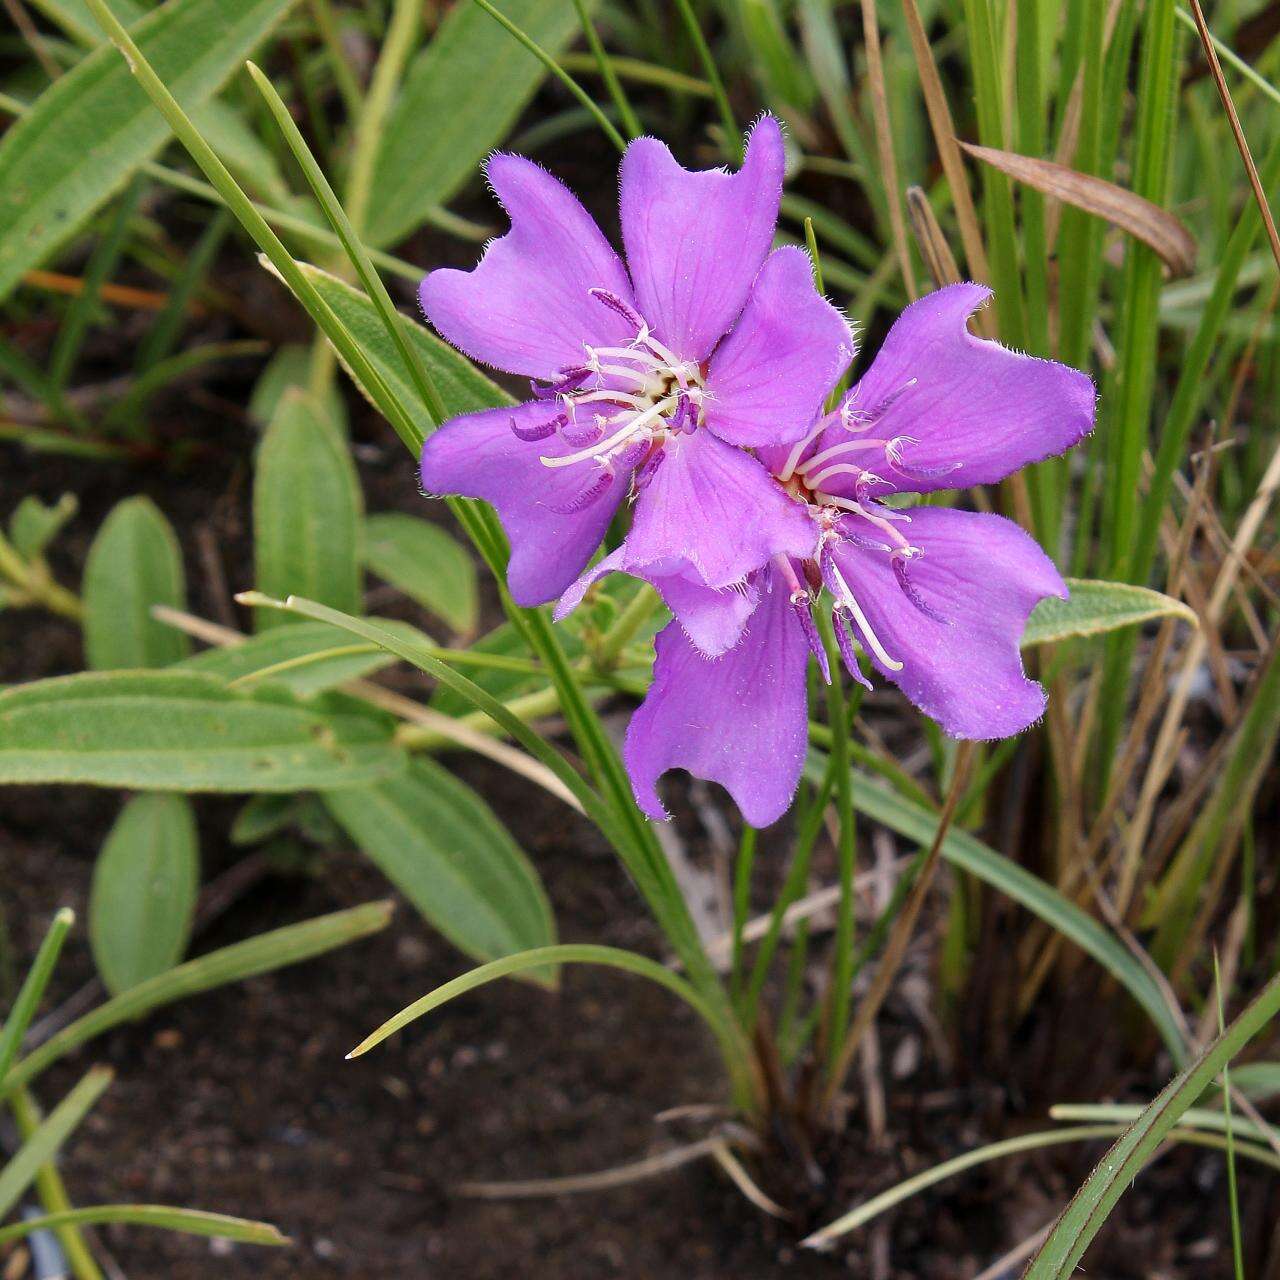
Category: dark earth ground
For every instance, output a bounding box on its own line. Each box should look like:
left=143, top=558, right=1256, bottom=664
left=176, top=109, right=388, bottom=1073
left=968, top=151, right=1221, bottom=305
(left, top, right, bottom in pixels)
left=3, top=116, right=1277, bottom=1277
left=4, top=426, right=1277, bottom=1279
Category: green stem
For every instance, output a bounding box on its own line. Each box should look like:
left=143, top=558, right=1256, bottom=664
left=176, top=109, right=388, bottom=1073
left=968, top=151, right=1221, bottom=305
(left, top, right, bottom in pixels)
left=570, top=0, right=641, bottom=138
left=307, top=0, right=363, bottom=120
left=671, top=0, right=738, bottom=159
left=730, top=825, right=757, bottom=1000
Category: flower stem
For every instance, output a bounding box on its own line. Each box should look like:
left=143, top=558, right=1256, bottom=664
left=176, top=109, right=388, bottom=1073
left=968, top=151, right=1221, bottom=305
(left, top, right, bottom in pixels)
left=0, top=531, right=83, bottom=621
left=570, top=0, right=641, bottom=139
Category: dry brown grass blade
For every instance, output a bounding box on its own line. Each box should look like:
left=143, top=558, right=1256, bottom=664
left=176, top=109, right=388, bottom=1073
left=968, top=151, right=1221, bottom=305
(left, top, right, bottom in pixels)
left=1186, top=0, right=1280, bottom=272
left=905, top=186, right=961, bottom=288
left=897, top=0, right=991, bottom=300
left=20, top=269, right=183, bottom=314
left=960, top=142, right=1198, bottom=277
left=858, top=0, right=916, bottom=299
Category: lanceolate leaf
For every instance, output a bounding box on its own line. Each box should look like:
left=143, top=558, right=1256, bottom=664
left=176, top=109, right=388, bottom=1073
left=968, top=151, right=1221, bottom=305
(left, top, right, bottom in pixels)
left=254, top=388, right=363, bottom=629
left=1025, top=970, right=1280, bottom=1279
left=843, top=767, right=1186, bottom=1059
left=90, top=793, right=199, bottom=994
left=960, top=142, right=1198, bottom=277
left=367, top=0, right=589, bottom=249
left=286, top=262, right=509, bottom=424
left=83, top=496, right=189, bottom=669
left=363, top=513, right=478, bottom=635
left=324, top=759, right=556, bottom=984
left=0, top=0, right=298, bottom=302
left=0, top=671, right=405, bottom=792
left=1023, top=578, right=1196, bottom=648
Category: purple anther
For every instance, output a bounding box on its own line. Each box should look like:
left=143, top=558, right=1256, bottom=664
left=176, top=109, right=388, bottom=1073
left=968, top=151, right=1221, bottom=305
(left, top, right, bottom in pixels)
left=560, top=419, right=604, bottom=448
left=509, top=412, right=565, bottom=442
left=890, top=458, right=963, bottom=482
left=790, top=594, right=830, bottom=684
left=530, top=366, right=592, bottom=401
left=832, top=608, right=874, bottom=689
left=612, top=438, right=653, bottom=472
left=588, top=288, right=646, bottom=332
left=892, top=556, right=949, bottom=624
left=633, top=446, right=666, bottom=492
left=548, top=468, right=614, bottom=514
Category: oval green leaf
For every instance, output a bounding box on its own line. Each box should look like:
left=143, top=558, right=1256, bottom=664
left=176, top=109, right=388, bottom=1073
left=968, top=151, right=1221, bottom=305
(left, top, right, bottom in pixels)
left=324, top=758, right=556, bottom=983
left=253, top=388, right=363, bottom=629
left=83, top=496, right=189, bottom=670
left=1023, top=578, right=1196, bottom=648
left=0, top=0, right=298, bottom=302
left=90, top=793, right=199, bottom=995
left=0, top=671, right=405, bottom=792
left=363, top=513, right=477, bottom=635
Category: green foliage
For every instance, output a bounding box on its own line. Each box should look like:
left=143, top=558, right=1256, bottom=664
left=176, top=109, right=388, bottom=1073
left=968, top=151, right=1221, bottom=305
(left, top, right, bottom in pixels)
left=324, top=758, right=557, bottom=982
left=9, top=494, right=77, bottom=560
left=368, top=0, right=591, bottom=248
left=89, top=793, right=199, bottom=994
left=0, top=0, right=298, bottom=302
left=363, top=513, right=478, bottom=635
left=83, top=496, right=189, bottom=669
left=253, top=388, right=363, bottom=629
left=0, top=671, right=405, bottom=792
left=1022, top=578, right=1196, bottom=648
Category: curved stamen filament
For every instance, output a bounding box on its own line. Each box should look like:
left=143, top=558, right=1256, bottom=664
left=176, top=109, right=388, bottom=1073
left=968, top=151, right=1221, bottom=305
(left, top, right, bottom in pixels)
left=825, top=557, right=902, bottom=671
left=796, top=437, right=886, bottom=478
left=801, top=461, right=877, bottom=491
left=541, top=394, right=677, bottom=469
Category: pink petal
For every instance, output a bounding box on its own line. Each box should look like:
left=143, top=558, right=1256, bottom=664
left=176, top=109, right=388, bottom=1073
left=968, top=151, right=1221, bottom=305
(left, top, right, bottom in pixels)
left=830, top=507, right=1065, bottom=738
left=625, top=429, right=817, bottom=589
left=420, top=154, right=636, bottom=380
left=556, top=549, right=759, bottom=658
left=625, top=577, right=809, bottom=826
left=619, top=116, right=785, bottom=362
left=815, top=283, right=1095, bottom=496
left=420, top=401, right=634, bottom=606
left=705, top=246, right=855, bottom=448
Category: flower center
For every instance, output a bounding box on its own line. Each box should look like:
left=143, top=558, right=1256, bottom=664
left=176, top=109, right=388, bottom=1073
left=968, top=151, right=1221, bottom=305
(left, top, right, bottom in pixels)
left=772, top=380, right=954, bottom=674
left=513, top=290, right=705, bottom=513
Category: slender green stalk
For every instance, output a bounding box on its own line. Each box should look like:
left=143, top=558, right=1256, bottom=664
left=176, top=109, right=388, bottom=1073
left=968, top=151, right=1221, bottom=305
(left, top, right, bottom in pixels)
left=306, top=0, right=363, bottom=120
left=1215, top=956, right=1245, bottom=1280
left=571, top=0, right=641, bottom=138
left=0, top=909, right=73, bottom=1084
left=730, top=825, right=757, bottom=1000
left=816, top=613, right=858, bottom=1074
left=671, top=0, right=739, bottom=160
left=466, top=0, right=626, bottom=152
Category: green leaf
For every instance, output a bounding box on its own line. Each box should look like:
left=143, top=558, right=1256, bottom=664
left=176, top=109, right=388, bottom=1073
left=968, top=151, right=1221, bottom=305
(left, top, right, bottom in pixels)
left=1023, top=578, right=1197, bottom=648
left=83, top=496, right=189, bottom=670
left=0, top=1067, right=112, bottom=1218
left=90, top=793, right=199, bottom=994
left=289, top=261, right=509, bottom=423
left=1025, top=970, right=1280, bottom=1279
left=428, top=620, right=581, bottom=718
left=248, top=343, right=347, bottom=433
left=843, top=766, right=1187, bottom=1060
left=0, top=909, right=74, bottom=1086
left=254, top=388, right=363, bottom=629
left=363, top=513, right=477, bottom=635
left=0, top=671, right=405, bottom=792
left=176, top=618, right=425, bottom=697
left=229, top=793, right=297, bottom=845
left=324, top=758, right=556, bottom=983
left=367, top=0, right=589, bottom=248
left=2, top=902, right=393, bottom=1095
left=0, top=1205, right=287, bottom=1249
left=0, top=0, right=299, bottom=302
left=9, top=493, right=77, bottom=559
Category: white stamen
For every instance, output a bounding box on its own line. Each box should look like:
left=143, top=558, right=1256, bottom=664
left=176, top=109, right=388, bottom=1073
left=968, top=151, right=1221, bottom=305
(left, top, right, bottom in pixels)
left=813, top=495, right=913, bottom=548
left=801, top=461, right=876, bottom=491
left=796, top=436, right=886, bottom=477
left=826, top=559, right=902, bottom=671
left=540, top=395, right=677, bottom=468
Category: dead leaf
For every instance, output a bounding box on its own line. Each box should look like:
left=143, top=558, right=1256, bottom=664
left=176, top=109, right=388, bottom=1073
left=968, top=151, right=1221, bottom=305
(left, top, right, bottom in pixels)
left=959, top=141, right=1198, bottom=277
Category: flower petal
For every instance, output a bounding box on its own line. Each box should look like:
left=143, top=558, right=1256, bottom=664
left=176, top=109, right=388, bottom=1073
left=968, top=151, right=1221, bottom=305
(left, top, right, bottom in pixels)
left=705, top=246, right=855, bottom=448
left=818, top=283, right=1095, bottom=495
left=619, top=116, right=785, bottom=362
left=624, top=429, right=817, bottom=589
left=420, top=401, right=634, bottom=606
left=625, top=577, right=808, bottom=826
left=420, top=154, right=636, bottom=380
left=829, top=507, right=1065, bottom=738
left=556, top=549, right=759, bottom=658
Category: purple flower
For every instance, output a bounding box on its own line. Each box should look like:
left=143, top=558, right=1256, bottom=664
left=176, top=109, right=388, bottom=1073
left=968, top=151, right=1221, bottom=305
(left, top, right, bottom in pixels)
left=418, top=117, right=853, bottom=648
left=613, top=283, right=1097, bottom=826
